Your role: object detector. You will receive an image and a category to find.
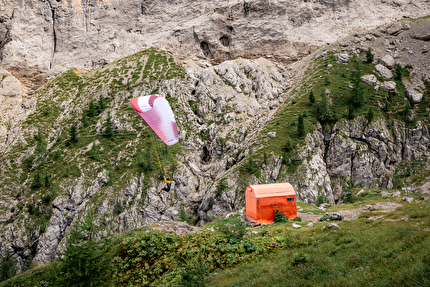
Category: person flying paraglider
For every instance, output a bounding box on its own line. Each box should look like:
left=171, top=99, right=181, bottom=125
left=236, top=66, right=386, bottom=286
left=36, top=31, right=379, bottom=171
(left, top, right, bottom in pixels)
left=129, top=94, right=179, bottom=198
left=157, top=176, right=172, bottom=196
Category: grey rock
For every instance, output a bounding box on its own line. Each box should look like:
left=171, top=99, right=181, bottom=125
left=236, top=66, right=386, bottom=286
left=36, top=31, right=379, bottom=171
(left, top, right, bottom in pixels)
left=375, top=64, right=393, bottom=79
left=402, top=197, right=415, bottom=203
left=321, top=225, right=327, bottom=231
left=411, top=32, right=430, bottom=41
left=406, top=90, right=424, bottom=103
left=381, top=191, right=392, bottom=197
left=335, top=53, right=350, bottom=63
left=225, top=212, right=235, bottom=219
left=379, top=55, right=396, bottom=69
left=148, top=221, right=203, bottom=235
left=356, top=189, right=366, bottom=196
left=328, top=223, right=340, bottom=229
left=267, top=132, right=277, bottom=138
left=292, top=223, right=301, bottom=229
left=306, top=222, right=313, bottom=227
left=343, top=217, right=351, bottom=222
left=361, top=74, right=379, bottom=85
left=382, top=81, right=396, bottom=91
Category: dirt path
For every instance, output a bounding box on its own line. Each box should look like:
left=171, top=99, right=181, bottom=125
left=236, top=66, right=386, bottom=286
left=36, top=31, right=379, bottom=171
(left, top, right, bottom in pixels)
left=297, top=201, right=403, bottom=223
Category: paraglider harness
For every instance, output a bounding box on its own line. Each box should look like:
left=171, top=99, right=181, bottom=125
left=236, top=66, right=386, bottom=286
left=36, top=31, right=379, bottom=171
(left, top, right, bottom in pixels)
left=157, top=176, right=173, bottom=196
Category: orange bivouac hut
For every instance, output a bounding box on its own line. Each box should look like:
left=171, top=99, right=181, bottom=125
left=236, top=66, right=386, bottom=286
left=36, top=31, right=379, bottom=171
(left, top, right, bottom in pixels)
left=245, top=183, right=297, bottom=224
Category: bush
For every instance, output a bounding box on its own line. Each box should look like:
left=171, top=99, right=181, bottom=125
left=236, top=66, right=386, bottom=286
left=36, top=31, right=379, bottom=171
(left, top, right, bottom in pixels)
left=297, top=114, right=305, bottom=137
left=292, top=217, right=302, bottom=222
left=309, top=90, right=315, bottom=104
left=365, top=48, right=374, bottom=63
left=59, top=212, right=114, bottom=287
left=273, top=208, right=288, bottom=222
left=216, top=179, right=228, bottom=196
left=292, top=251, right=309, bottom=266
left=0, top=249, right=17, bottom=282
left=216, top=216, right=248, bottom=240
left=103, top=112, right=114, bottom=138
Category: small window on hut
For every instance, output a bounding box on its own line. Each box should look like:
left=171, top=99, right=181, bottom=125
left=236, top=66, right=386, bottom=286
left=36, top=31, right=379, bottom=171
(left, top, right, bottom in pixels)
left=287, top=197, right=294, bottom=201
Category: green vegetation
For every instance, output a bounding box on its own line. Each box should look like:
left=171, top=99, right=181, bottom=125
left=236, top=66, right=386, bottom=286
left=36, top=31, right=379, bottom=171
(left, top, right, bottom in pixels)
left=4, top=196, right=430, bottom=286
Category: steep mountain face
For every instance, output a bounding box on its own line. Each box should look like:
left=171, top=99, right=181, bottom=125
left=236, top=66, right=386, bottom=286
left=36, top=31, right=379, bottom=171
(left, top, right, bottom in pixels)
left=0, top=0, right=429, bottom=272
left=1, top=0, right=429, bottom=78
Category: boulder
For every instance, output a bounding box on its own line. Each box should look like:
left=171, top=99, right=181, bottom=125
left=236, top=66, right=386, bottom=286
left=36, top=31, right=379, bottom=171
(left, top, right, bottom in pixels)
left=361, top=74, right=379, bottom=85
left=387, top=22, right=403, bottom=35
left=374, top=64, right=393, bottom=79
left=306, top=222, right=313, bottom=227
left=379, top=55, right=396, bottom=69
left=406, top=89, right=424, bottom=103
left=292, top=223, right=301, bottom=229
left=402, top=197, right=415, bottom=203
left=335, top=54, right=350, bottom=63
left=328, top=223, right=340, bottom=229
left=381, top=191, right=392, bottom=197
left=267, top=132, right=276, bottom=138
left=411, top=32, right=430, bottom=41
left=382, top=81, right=396, bottom=91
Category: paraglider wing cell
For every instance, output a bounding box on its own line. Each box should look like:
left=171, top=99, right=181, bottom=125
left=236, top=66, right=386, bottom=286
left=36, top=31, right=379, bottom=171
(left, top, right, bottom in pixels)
left=129, top=94, right=179, bottom=146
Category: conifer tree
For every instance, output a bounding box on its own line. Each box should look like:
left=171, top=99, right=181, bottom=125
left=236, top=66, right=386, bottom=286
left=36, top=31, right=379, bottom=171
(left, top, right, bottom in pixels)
left=69, top=123, right=78, bottom=143
left=81, top=110, right=89, bottom=127
left=104, top=112, right=113, bottom=138
left=89, top=101, right=96, bottom=117
left=309, top=90, right=315, bottom=104
left=98, top=96, right=105, bottom=113
left=366, top=48, right=374, bottom=63
left=297, top=114, right=305, bottom=137
left=316, top=91, right=331, bottom=123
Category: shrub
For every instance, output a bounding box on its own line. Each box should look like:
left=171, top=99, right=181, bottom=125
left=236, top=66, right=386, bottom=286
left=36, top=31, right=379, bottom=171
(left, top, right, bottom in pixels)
left=316, top=91, right=331, bottom=123
left=292, top=217, right=302, bottom=222
left=292, top=251, right=309, bottom=266
left=178, top=203, right=198, bottom=226
left=216, top=179, right=228, bottom=196
left=284, top=139, right=293, bottom=153
left=216, top=216, right=248, bottom=240
left=81, top=111, right=89, bottom=127
left=104, top=112, right=114, bottom=138
left=69, top=123, right=78, bottom=144
left=0, top=249, right=17, bottom=282
left=273, top=208, right=288, bottom=222
left=31, top=172, right=43, bottom=189
left=309, top=90, right=315, bottom=104
left=59, top=212, right=114, bottom=287
left=365, top=48, right=374, bottom=63
left=297, top=114, right=305, bottom=137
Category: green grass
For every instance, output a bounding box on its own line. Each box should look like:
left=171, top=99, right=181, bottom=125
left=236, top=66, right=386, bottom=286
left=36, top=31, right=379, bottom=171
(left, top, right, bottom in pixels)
left=205, top=218, right=430, bottom=286
left=3, top=196, right=430, bottom=286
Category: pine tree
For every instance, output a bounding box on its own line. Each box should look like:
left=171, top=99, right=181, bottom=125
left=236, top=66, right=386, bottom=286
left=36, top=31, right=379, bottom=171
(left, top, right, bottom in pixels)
left=309, top=90, right=315, bottom=104
left=44, top=173, right=50, bottom=188
left=0, top=249, right=17, bottom=281
left=316, top=91, right=331, bottom=123
left=89, top=101, right=96, bottom=117
left=365, top=48, right=374, bottom=63
left=367, top=107, right=374, bottom=123
left=97, top=96, right=105, bottom=113
left=284, top=138, right=293, bottom=152
left=35, top=131, right=46, bottom=155
left=297, top=114, right=305, bottom=137
left=32, top=172, right=43, bottom=189
left=104, top=112, right=114, bottom=138
left=69, top=123, right=78, bottom=143
left=81, top=110, right=89, bottom=127
left=395, top=63, right=403, bottom=80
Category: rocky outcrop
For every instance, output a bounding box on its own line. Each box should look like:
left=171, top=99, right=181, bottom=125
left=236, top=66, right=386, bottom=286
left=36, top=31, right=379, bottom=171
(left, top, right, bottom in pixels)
left=1, top=0, right=429, bottom=76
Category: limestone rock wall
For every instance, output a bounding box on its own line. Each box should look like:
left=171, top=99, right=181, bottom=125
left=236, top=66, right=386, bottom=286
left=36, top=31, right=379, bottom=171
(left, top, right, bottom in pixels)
left=1, top=0, right=429, bottom=75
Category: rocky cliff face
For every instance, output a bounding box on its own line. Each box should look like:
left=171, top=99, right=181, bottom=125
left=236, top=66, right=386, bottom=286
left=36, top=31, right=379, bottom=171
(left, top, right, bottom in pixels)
left=1, top=0, right=429, bottom=78
left=0, top=0, right=430, bottom=272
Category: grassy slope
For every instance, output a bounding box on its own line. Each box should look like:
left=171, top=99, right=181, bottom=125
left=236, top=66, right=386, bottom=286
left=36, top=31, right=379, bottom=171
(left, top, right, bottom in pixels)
left=2, top=190, right=430, bottom=286
left=1, top=48, right=187, bottom=233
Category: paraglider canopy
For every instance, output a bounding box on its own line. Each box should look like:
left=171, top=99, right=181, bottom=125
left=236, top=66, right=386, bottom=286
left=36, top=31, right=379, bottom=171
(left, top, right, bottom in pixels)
left=129, top=94, right=179, bottom=146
